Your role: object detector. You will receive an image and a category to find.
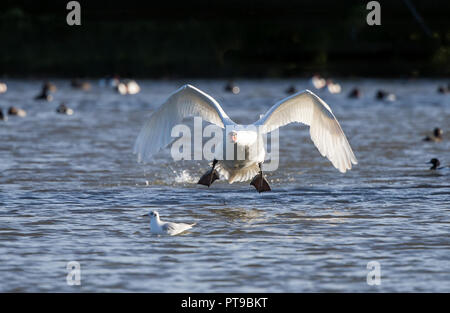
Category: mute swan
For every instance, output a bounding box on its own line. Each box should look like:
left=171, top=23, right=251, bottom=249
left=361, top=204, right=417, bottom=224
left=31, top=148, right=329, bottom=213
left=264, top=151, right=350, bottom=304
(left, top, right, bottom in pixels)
left=134, top=84, right=357, bottom=192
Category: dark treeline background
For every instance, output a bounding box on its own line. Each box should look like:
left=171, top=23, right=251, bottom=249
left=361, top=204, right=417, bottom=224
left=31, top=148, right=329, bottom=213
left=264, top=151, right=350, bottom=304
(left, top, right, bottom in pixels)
left=0, top=0, right=448, bottom=78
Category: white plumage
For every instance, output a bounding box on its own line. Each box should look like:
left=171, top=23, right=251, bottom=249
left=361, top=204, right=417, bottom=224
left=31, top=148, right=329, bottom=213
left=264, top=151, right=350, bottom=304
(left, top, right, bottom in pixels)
left=134, top=84, right=232, bottom=162
left=148, top=211, right=195, bottom=236
left=255, top=89, right=357, bottom=173
left=134, top=84, right=357, bottom=184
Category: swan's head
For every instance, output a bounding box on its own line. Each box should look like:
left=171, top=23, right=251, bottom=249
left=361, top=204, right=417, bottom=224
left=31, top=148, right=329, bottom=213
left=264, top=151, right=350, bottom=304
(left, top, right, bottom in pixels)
left=228, top=130, right=257, bottom=145
left=229, top=131, right=238, bottom=143
left=428, top=158, right=440, bottom=170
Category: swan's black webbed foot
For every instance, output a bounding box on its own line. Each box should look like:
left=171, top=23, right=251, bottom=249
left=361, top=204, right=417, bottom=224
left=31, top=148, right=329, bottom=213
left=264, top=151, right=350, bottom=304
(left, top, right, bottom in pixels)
left=197, top=159, right=219, bottom=187
left=250, top=163, right=271, bottom=193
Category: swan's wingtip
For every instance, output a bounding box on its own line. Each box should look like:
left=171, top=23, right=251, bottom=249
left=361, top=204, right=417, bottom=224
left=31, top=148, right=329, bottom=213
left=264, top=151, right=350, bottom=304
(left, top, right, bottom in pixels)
left=181, top=83, right=196, bottom=90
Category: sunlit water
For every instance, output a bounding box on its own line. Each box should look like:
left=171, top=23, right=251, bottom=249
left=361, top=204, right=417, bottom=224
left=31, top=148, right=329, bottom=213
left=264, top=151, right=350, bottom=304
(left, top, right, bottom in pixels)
left=0, top=79, right=449, bottom=292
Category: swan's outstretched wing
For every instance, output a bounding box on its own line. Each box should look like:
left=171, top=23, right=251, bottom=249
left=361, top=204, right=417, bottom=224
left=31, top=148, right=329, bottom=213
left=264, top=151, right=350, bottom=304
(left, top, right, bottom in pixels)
left=255, top=89, right=357, bottom=173
left=134, top=84, right=232, bottom=162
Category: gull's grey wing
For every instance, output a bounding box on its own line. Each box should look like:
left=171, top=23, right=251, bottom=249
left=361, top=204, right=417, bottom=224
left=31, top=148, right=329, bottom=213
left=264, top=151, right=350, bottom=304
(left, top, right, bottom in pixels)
left=162, top=222, right=178, bottom=233
left=162, top=222, right=194, bottom=235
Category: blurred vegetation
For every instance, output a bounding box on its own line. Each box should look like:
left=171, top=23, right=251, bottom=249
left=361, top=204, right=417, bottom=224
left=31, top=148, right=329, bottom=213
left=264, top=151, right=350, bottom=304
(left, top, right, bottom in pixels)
left=0, top=0, right=448, bottom=78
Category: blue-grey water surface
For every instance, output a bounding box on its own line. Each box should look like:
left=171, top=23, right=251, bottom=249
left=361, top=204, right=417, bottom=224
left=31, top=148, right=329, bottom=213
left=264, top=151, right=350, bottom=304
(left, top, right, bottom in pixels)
left=0, top=79, right=449, bottom=292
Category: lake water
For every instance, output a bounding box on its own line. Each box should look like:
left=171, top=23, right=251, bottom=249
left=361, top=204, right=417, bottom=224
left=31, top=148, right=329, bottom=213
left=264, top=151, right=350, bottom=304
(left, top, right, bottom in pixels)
left=0, top=78, right=449, bottom=292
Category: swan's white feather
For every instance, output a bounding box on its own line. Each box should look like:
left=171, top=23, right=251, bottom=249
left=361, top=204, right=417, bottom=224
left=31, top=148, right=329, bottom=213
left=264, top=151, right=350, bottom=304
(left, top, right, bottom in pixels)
left=255, top=89, right=357, bottom=173
left=215, top=162, right=260, bottom=184
left=134, top=84, right=233, bottom=162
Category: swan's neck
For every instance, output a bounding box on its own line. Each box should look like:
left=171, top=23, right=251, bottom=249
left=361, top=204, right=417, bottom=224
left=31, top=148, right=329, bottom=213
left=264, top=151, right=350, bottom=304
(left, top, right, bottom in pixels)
left=235, top=130, right=258, bottom=146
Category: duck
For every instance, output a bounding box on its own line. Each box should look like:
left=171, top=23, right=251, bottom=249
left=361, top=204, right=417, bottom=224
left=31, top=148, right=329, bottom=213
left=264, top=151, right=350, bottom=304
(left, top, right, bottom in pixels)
left=428, top=158, right=445, bottom=170
left=375, top=90, right=396, bottom=102
left=56, top=103, right=74, bottom=115
left=0, top=82, right=7, bottom=94
left=8, top=106, right=26, bottom=117
left=146, top=211, right=195, bottom=236
left=116, top=79, right=140, bottom=95
left=98, top=75, right=120, bottom=88
left=0, top=109, right=7, bottom=121
left=285, top=85, right=297, bottom=94
left=326, top=79, right=342, bottom=94
left=311, top=74, right=326, bottom=89
left=437, top=84, right=449, bottom=94
left=35, top=82, right=56, bottom=101
left=224, top=81, right=240, bottom=94
left=71, top=79, right=91, bottom=91
left=423, top=128, right=443, bottom=142
left=134, top=84, right=357, bottom=193
left=348, top=88, right=362, bottom=99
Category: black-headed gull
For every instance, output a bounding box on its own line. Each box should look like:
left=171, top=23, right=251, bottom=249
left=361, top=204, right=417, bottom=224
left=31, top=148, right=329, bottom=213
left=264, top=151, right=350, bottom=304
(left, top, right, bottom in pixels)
left=134, top=84, right=357, bottom=192
left=147, top=211, right=195, bottom=236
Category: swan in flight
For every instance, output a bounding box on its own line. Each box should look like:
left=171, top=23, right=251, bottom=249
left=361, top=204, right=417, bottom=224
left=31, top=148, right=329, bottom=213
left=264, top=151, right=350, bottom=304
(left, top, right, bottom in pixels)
left=134, top=84, right=357, bottom=192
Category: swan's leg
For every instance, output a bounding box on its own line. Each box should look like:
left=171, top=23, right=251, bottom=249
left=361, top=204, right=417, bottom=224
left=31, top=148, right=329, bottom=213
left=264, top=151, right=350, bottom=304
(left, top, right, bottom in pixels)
left=197, top=159, right=220, bottom=187
left=250, top=163, right=271, bottom=193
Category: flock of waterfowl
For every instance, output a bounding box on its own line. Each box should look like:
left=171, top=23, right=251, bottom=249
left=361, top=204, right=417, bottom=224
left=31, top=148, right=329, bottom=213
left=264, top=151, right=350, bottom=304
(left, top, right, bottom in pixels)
left=222, top=75, right=447, bottom=174
left=0, top=77, right=140, bottom=120
left=0, top=76, right=447, bottom=174
left=305, top=76, right=447, bottom=172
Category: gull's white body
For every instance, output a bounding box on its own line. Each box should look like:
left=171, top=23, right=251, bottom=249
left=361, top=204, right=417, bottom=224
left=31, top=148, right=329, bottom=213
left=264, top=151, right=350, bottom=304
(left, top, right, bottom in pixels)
left=149, top=211, right=195, bottom=236
left=134, top=84, right=357, bottom=183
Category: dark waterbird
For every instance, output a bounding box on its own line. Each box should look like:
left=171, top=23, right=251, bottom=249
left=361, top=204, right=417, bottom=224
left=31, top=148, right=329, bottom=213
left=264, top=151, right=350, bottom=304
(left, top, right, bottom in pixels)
left=437, top=84, right=449, bottom=94
left=423, top=128, right=443, bottom=142
left=56, top=103, right=74, bottom=115
left=8, top=106, right=26, bottom=117
left=35, top=82, right=56, bottom=101
left=0, top=109, right=7, bottom=121
left=71, top=79, right=91, bottom=91
left=428, top=158, right=444, bottom=170
left=285, top=85, right=297, bottom=94
left=348, top=88, right=362, bottom=99
left=375, top=89, right=396, bottom=101
left=224, top=81, right=240, bottom=94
